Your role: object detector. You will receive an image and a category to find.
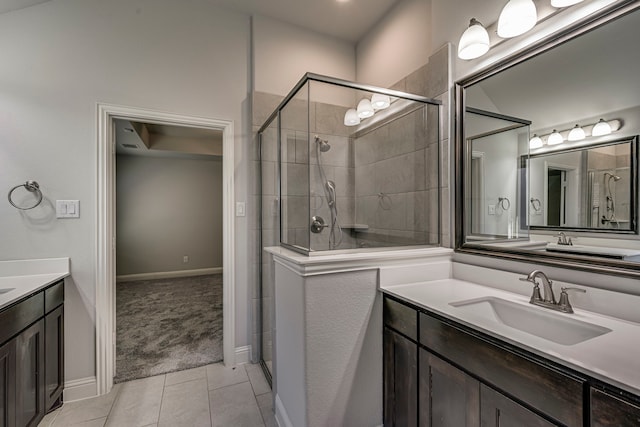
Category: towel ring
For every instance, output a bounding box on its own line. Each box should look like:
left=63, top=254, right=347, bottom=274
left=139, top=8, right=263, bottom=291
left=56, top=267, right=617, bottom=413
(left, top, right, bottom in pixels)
left=8, top=180, right=43, bottom=210
left=530, top=198, right=542, bottom=212
left=498, top=197, right=511, bottom=211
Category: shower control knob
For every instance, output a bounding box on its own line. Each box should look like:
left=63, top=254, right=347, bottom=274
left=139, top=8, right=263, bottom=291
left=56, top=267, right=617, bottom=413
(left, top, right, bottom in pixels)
left=310, top=216, right=327, bottom=233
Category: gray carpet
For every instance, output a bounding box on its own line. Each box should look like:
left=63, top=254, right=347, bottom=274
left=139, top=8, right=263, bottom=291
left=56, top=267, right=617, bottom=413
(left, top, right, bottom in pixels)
left=115, top=274, right=223, bottom=383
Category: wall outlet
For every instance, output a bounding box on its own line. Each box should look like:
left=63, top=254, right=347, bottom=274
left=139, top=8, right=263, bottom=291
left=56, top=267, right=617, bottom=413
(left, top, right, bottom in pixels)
left=183, top=256, right=189, bottom=263
left=488, top=204, right=496, bottom=215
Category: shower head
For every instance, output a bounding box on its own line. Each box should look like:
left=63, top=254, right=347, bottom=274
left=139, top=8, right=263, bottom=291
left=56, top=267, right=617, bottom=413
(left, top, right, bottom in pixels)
left=315, top=135, right=331, bottom=152
left=605, top=172, right=622, bottom=182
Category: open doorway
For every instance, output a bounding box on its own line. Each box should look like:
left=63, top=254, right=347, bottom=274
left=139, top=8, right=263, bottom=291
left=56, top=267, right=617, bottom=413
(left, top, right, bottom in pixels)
left=113, top=119, right=223, bottom=382
left=96, top=104, right=235, bottom=395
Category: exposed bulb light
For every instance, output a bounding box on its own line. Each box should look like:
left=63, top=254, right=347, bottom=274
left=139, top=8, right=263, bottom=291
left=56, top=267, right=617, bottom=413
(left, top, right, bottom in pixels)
left=567, top=124, right=586, bottom=141
left=357, top=98, right=374, bottom=119
left=551, top=0, right=583, bottom=7
left=592, top=118, right=612, bottom=136
left=343, top=108, right=360, bottom=126
left=497, top=0, right=538, bottom=38
left=547, top=129, right=564, bottom=145
left=529, top=134, right=543, bottom=149
left=371, top=93, right=391, bottom=110
left=458, top=18, right=490, bottom=60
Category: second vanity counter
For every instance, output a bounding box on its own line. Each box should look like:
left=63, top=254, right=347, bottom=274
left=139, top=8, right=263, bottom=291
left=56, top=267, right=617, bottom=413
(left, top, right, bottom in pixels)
left=381, top=278, right=640, bottom=397
left=0, top=258, right=70, bottom=310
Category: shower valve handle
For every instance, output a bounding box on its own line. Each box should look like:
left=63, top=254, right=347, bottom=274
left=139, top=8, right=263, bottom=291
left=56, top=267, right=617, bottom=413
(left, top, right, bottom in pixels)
left=311, top=216, right=328, bottom=233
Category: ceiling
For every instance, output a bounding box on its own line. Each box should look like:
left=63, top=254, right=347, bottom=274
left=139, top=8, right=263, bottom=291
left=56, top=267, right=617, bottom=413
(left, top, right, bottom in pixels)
left=0, top=0, right=399, bottom=42
left=468, top=7, right=640, bottom=133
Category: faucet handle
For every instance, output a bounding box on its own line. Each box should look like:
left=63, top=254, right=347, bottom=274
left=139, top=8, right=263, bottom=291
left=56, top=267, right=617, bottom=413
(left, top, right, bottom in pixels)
left=520, top=277, right=542, bottom=303
left=558, top=287, right=586, bottom=313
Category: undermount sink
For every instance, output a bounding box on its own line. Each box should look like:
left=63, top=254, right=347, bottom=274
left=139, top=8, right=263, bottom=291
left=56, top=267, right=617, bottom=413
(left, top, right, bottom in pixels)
left=0, top=288, right=15, bottom=294
left=450, top=296, right=611, bottom=345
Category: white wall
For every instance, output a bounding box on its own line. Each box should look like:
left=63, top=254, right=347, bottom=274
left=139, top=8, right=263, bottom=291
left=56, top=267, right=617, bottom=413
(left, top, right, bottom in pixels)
left=116, top=155, right=223, bottom=276
left=0, top=0, right=249, bottom=384
left=252, top=15, right=356, bottom=97
left=356, top=0, right=432, bottom=87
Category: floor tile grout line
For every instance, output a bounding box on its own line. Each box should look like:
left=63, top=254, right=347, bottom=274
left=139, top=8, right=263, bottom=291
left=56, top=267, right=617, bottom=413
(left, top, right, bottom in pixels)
left=155, top=374, right=167, bottom=426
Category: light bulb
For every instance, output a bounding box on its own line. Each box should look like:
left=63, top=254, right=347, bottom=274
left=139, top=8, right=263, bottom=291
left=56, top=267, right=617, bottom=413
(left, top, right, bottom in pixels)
left=592, top=119, right=612, bottom=136
left=497, top=0, right=538, bottom=38
left=343, top=109, right=360, bottom=126
left=529, top=134, right=543, bottom=149
left=567, top=124, right=586, bottom=141
left=357, top=99, right=374, bottom=119
left=371, top=93, right=390, bottom=110
left=458, top=18, right=490, bottom=60
left=547, top=130, right=564, bottom=145
left=551, top=0, right=583, bottom=7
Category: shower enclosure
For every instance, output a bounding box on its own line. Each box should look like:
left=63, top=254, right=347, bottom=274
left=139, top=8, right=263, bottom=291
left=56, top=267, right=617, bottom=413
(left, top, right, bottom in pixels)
left=257, top=73, right=441, bottom=381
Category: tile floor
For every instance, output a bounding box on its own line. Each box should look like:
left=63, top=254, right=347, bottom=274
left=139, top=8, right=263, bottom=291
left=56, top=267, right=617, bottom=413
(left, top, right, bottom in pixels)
left=38, top=363, right=277, bottom=427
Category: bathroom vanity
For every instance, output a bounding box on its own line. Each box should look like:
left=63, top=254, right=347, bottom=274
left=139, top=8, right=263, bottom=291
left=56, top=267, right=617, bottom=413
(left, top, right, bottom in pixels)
left=382, top=279, right=640, bottom=426
left=0, top=259, right=68, bottom=427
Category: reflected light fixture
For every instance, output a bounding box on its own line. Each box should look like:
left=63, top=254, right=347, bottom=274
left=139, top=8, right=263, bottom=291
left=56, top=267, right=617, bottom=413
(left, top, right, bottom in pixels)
left=357, top=98, right=374, bottom=119
left=371, top=93, right=391, bottom=110
left=547, top=129, right=564, bottom=145
left=592, top=118, right=612, bottom=136
left=567, top=124, right=586, bottom=141
left=458, top=18, right=490, bottom=60
left=551, top=0, right=584, bottom=7
left=529, top=134, right=543, bottom=149
left=497, top=0, right=538, bottom=38
left=343, top=108, right=360, bottom=126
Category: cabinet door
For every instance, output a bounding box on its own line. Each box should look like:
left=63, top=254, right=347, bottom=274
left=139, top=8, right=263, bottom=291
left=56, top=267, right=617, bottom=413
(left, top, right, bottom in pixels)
left=420, top=349, right=480, bottom=427
left=15, top=320, right=45, bottom=427
left=591, top=388, right=640, bottom=427
left=481, top=384, right=557, bottom=427
left=44, top=306, right=64, bottom=412
left=384, top=327, right=417, bottom=427
left=0, top=339, right=16, bottom=427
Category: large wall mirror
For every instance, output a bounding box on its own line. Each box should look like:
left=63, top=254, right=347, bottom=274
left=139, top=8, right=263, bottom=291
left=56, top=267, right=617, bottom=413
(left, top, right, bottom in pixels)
left=456, top=2, right=640, bottom=276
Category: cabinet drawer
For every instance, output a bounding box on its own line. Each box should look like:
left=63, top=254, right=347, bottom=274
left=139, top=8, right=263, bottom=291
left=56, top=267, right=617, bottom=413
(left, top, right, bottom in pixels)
left=420, top=313, right=584, bottom=427
left=591, top=388, right=640, bottom=426
left=45, top=281, right=64, bottom=314
left=0, top=293, right=44, bottom=345
left=384, top=297, right=417, bottom=340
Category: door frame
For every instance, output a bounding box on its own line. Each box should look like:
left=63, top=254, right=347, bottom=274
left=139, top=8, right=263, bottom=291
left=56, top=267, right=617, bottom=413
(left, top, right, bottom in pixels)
left=96, top=103, right=235, bottom=395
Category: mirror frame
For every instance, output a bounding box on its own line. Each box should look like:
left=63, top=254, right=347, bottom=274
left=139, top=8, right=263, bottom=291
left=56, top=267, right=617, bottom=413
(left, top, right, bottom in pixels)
left=526, top=136, right=638, bottom=234
left=455, top=0, right=640, bottom=279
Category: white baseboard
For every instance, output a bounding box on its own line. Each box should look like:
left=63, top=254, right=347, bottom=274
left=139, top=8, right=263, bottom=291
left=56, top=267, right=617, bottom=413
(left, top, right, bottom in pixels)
left=275, top=394, right=293, bottom=427
left=234, top=345, right=251, bottom=365
left=64, top=376, right=97, bottom=402
left=116, top=267, right=223, bottom=282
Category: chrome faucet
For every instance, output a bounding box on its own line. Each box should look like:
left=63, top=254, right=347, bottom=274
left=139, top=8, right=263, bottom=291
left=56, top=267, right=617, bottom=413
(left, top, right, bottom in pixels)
left=520, top=270, right=586, bottom=313
left=557, top=232, right=573, bottom=246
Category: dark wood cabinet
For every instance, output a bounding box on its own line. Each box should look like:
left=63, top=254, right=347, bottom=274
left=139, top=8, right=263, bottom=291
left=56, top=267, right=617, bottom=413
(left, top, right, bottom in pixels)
left=0, top=279, right=64, bottom=427
left=15, top=320, right=45, bottom=427
left=481, top=384, right=556, bottom=427
left=0, top=340, right=16, bottom=427
left=591, top=388, right=640, bottom=427
left=384, top=327, right=418, bottom=427
left=419, top=348, right=479, bottom=427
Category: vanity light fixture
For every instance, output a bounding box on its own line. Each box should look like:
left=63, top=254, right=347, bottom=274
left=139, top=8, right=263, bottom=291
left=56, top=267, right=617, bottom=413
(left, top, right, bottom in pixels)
left=547, top=129, right=564, bottom=145
left=592, top=118, right=612, bottom=136
left=529, top=134, right=543, bottom=149
left=567, top=124, right=586, bottom=141
left=458, top=18, right=490, bottom=60
left=357, top=98, right=374, bottom=119
left=497, top=0, right=538, bottom=38
left=551, top=0, right=584, bottom=7
left=371, top=93, right=391, bottom=110
left=343, top=108, right=360, bottom=126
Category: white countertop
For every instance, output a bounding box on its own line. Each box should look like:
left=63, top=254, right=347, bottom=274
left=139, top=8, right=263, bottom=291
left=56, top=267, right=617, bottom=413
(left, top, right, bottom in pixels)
left=0, top=258, right=70, bottom=310
left=382, top=279, right=640, bottom=396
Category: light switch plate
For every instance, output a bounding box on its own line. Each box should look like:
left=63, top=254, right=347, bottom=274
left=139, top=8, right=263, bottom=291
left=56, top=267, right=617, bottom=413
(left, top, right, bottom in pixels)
left=236, top=202, right=246, bottom=217
left=56, top=200, right=80, bottom=218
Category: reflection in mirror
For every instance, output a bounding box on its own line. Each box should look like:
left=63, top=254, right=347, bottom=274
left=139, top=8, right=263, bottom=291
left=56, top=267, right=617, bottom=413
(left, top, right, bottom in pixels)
left=527, top=137, right=637, bottom=232
left=457, top=3, right=640, bottom=272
